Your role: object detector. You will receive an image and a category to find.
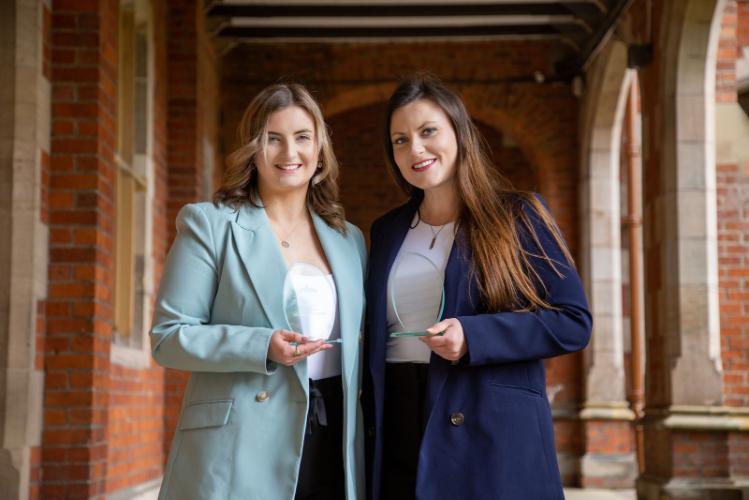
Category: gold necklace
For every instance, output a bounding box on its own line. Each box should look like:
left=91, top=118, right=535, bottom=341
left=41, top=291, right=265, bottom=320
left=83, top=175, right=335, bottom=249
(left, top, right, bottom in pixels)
left=270, top=214, right=306, bottom=248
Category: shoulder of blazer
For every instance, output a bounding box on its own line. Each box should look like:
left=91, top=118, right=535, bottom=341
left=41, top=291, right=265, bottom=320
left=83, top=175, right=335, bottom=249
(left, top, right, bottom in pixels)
left=178, top=201, right=241, bottom=226
left=370, top=197, right=420, bottom=236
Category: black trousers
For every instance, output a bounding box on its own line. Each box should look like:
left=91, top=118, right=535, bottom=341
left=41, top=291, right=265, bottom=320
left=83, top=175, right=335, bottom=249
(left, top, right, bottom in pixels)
left=381, top=362, right=430, bottom=500
left=295, top=375, right=346, bottom=500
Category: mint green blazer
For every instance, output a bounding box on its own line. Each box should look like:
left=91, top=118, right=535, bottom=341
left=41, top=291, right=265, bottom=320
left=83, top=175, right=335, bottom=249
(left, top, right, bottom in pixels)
left=150, top=202, right=367, bottom=500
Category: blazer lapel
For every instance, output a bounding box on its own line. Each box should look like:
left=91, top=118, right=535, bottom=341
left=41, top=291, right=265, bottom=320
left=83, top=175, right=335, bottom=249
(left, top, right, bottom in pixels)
left=369, top=197, right=421, bottom=371
left=230, top=204, right=288, bottom=329
left=425, top=231, right=464, bottom=421
left=230, top=205, right=310, bottom=391
left=311, top=213, right=363, bottom=388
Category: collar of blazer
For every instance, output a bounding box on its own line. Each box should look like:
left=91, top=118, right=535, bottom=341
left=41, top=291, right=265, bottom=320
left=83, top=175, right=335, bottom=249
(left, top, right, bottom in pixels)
left=229, top=202, right=361, bottom=393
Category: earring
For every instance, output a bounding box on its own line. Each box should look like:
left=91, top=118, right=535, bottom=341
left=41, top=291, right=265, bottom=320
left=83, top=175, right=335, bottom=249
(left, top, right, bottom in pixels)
left=317, top=161, right=323, bottom=169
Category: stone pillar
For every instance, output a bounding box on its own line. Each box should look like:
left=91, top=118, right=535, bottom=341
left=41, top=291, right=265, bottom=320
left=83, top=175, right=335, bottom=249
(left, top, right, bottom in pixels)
left=0, top=1, right=50, bottom=499
left=636, top=0, right=749, bottom=498
left=578, top=40, right=638, bottom=488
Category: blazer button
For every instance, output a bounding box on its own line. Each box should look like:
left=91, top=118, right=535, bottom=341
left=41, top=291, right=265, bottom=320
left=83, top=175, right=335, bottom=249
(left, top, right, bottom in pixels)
left=450, top=412, right=465, bottom=426
left=255, top=391, right=270, bottom=403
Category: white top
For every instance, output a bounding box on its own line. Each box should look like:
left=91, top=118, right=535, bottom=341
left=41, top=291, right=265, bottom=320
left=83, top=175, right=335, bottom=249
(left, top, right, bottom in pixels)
left=288, top=271, right=341, bottom=380
left=386, top=217, right=456, bottom=363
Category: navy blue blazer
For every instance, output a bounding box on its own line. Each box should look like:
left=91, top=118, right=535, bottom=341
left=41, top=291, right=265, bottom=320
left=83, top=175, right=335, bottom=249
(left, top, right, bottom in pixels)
left=364, top=193, right=592, bottom=500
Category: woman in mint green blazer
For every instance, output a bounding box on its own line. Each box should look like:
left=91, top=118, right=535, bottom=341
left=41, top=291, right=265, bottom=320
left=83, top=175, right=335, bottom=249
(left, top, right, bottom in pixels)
left=150, top=84, right=366, bottom=500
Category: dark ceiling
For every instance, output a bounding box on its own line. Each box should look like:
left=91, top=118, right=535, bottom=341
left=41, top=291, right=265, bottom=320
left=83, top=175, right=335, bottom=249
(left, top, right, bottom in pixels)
left=205, top=0, right=631, bottom=80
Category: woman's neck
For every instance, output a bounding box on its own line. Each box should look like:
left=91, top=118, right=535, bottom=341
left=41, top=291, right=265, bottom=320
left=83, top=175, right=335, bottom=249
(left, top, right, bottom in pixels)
left=259, top=186, right=309, bottom=225
left=420, top=184, right=460, bottom=226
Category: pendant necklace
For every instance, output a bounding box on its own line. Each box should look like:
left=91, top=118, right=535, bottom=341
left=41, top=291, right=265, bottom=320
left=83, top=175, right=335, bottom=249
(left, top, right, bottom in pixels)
left=427, top=222, right=448, bottom=250
left=275, top=215, right=305, bottom=248
left=416, top=209, right=449, bottom=250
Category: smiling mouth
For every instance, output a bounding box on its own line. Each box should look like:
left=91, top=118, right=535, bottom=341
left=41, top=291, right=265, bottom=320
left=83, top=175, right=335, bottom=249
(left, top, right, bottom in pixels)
left=412, top=158, right=436, bottom=171
left=276, top=163, right=303, bottom=172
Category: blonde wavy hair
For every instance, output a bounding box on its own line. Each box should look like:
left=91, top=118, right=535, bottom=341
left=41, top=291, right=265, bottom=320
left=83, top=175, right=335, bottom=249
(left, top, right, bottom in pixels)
left=214, top=83, right=346, bottom=233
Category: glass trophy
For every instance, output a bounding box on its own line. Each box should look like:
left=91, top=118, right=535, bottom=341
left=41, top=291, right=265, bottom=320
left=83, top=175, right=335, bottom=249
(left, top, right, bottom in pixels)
left=389, top=251, right=446, bottom=338
left=282, top=262, right=341, bottom=345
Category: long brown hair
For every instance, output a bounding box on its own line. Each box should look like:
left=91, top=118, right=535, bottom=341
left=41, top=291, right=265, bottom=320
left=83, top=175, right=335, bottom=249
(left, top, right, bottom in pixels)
left=384, top=75, right=574, bottom=312
left=214, top=83, right=346, bottom=233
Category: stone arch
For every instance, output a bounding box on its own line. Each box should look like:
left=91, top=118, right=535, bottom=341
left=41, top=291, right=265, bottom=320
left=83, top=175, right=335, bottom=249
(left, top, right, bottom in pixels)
left=462, top=88, right=557, bottom=194
left=653, top=0, right=725, bottom=407
left=579, top=39, right=632, bottom=413
left=323, top=83, right=562, bottom=199
left=636, top=1, right=731, bottom=496
left=324, top=95, right=538, bottom=230
left=321, top=83, right=395, bottom=118
left=577, top=38, right=638, bottom=487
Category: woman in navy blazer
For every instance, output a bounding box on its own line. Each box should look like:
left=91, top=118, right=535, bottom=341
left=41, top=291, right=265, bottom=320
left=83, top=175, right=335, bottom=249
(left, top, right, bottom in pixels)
left=364, top=76, right=592, bottom=499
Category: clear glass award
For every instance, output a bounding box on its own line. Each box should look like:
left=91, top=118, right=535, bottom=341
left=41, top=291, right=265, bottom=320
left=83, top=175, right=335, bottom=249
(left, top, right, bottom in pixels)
left=282, top=262, right=341, bottom=345
left=389, top=251, right=446, bottom=338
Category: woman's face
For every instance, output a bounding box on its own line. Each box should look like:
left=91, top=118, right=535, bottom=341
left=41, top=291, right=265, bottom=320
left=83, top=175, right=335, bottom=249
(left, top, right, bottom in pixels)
left=255, top=105, right=319, bottom=197
left=389, top=99, right=459, bottom=194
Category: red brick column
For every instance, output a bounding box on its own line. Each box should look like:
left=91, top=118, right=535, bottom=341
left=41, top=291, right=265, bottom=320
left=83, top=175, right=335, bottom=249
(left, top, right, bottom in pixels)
left=718, top=0, right=749, bottom=483
left=167, top=0, right=203, bottom=242
left=161, top=0, right=204, bottom=457
left=43, top=0, right=118, bottom=497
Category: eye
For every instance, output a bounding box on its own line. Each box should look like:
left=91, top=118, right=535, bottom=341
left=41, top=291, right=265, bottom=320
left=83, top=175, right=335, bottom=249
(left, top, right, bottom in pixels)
left=268, top=136, right=280, bottom=143
left=392, top=136, right=407, bottom=146
left=421, top=127, right=437, bottom=137
left=296, top=134, right=311, bottom=142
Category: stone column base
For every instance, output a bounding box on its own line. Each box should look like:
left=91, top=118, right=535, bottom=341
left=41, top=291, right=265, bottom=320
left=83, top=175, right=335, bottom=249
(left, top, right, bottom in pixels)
left=636, top=476, right=749, bottom=500
left=580, top=403, right=638, bottom=488
left=637, top=406, right=749, bottom=500
left=581, top=451, right=637, bottom=489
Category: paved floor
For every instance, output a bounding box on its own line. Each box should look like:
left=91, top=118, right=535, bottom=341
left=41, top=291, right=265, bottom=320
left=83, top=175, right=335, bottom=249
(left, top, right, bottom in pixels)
left=117, top=482, right=638, bottom=499
left=564, top=488, right=636, bottom=499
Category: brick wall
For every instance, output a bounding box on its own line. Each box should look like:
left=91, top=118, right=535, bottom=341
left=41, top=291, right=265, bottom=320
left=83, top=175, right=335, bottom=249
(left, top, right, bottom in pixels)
left=328, top=103, right=537, bottom=237
left=718, top=0, right=749, bottom=410
left=740, top=0, right=749, bottom=47
left=718, top=159, right=749, bottom=408
left=41, top=0, right=219, bottom=496
left=167, top=0, right=203, bottom=240
left=717, top=0, right=749, bottom=485
left=160, top=0, right=220, bottom=464
left=43, top=0, right=119, bottom=496
left=718, top=1, right=738, bottom=103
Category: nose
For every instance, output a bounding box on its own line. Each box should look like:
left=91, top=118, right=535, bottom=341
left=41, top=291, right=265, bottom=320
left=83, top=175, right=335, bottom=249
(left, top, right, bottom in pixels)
left=281, top=139, right=297, bottom=159
left=410, top=137, right=425, bottom=156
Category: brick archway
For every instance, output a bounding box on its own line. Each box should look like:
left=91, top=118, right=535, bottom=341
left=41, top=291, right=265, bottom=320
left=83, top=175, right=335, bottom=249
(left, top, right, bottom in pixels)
left=325, top=96, right=539, bottom=236
left=321, top=81, right=574, bottom=217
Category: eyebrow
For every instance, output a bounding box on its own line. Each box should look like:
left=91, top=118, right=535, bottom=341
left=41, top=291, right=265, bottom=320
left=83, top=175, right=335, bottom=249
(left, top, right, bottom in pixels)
left=268, top=129, right=313, bottom=136
left=390, top=121, right=438, bottom=137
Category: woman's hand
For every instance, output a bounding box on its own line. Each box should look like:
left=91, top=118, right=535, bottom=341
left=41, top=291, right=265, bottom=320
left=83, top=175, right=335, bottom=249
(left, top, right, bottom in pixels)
left=268, top=330, right=330, bottom=366
left=420, top=318, right=467, bottom=362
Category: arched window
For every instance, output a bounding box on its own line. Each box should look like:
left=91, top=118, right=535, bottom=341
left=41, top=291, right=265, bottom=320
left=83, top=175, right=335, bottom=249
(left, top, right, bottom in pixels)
left=113, top=0, right=154, bottom=366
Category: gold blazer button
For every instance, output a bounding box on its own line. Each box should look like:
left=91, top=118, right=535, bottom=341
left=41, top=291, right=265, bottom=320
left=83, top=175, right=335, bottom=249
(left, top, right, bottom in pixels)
left=450, top=412, right=465, bottom=426
left=255, top=391, right=270, bottom=402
